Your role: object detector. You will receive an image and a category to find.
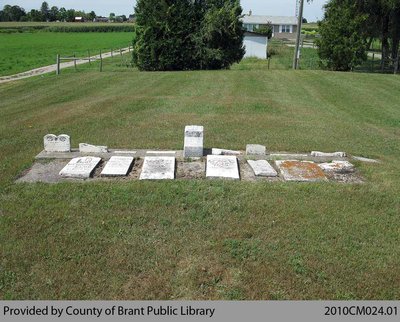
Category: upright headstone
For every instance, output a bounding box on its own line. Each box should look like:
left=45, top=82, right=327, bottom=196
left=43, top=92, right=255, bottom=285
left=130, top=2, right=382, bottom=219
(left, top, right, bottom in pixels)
left=101, top=156, right=134, bottom=176
left=246, top=144, right=266, bottom=156
left=44, top=134, right=70, bottom=152
left=247, top=160, right=278, bottom=177
left=184, top=125, right=204, bottom=158
left=276, top=160, right=327, bottom=182
left=59, top=157, right=101, bottom=178
left=206, top=155, right=239, bottom=180
left=79, top=143, right=108, bottom=153
left=140, top=156, right=175, bottom=180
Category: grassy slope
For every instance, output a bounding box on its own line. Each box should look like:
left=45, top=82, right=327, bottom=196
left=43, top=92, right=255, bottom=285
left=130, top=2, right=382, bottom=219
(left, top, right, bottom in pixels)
left=0, top=66, right=399, bottom=300
left=0, top=32, right=133, bottom=76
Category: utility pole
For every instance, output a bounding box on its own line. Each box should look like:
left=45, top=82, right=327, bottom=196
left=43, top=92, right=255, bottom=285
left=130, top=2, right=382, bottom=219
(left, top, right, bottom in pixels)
left=293, top=0, right=305, bottom=69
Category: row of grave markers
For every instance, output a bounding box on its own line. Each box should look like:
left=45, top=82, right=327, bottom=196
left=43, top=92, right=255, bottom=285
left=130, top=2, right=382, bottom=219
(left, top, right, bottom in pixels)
left=43, top=125, right=360, bottom=181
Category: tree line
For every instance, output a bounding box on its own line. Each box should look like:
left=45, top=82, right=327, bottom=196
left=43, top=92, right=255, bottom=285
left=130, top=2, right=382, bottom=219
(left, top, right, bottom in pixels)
left=317, top=0, right=400, bottom=72
left=0, top=2, right=130, bottom=22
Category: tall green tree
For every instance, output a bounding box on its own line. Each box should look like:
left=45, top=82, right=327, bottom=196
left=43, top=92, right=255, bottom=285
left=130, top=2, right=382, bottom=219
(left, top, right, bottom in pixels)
left=40, top=1, right=49, bottom=21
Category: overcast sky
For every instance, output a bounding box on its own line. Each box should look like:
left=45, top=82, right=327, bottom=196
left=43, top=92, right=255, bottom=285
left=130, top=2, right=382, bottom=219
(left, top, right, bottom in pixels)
left=3, top=0, right=329, bottom=21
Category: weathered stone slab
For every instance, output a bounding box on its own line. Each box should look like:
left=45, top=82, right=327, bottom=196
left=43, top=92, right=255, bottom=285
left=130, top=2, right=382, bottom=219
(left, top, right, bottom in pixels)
left=44, top=134, right=70, bottom=152
left=247, top=160, right=278, bottom=177
left=139, top=156, right=175, bottom=180
left=319, top=161, right=355, bottom=173
left=353, top=156, right=380, bottom=163
left=79, top=143, right=108, bottom=153
left=101, top=156, right=134, bottom=176
left=276, top=160, right=327, bottom=182
left=206, top=155, right=239, bottom=180
left=59, top=157, right=101, bottom=179
left=311, top=151, right=347, bottom=158
left=212, top=148, right=241, bottom=156
left=246, top=144, right=266, bottom=156
left=184, top=125, right=204, bottom=158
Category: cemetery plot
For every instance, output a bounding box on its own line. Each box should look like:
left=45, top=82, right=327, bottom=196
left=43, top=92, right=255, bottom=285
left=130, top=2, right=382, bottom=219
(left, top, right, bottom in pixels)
left=101, top=156, right=134, bottom=177
left=59, top=157, right=101, bottom=179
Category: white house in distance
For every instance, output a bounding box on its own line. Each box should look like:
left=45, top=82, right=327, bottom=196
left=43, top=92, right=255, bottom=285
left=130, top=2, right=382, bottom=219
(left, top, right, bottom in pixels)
left=243, top=31, right=268, bottom=59
left=242, top=13, right=298, bottom=39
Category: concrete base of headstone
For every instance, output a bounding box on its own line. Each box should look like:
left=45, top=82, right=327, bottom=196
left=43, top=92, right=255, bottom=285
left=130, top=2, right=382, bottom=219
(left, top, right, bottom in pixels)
left=79, top=143, right=108, bottom=153
left=311, top=151, right=347, bottom=158
left=212, top=148, right=241, bottom=156
left=276, top=160, right=327, bottom=182
left=139, top=156, right=175, bottom=180
left=246, top=144, right=266, bottom=156
left=59, top=157, right=101, bottom=179
left=247, top=160, right=278, bottom=177
left=206, top=155, right=239, bottom=180
left=319, top=161, right=355, bottom=173
left=101, top=156, right=134, bottom=176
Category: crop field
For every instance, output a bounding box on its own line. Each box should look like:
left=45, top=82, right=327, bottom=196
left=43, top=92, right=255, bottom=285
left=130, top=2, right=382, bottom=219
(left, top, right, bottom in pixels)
left=0, top=31, right=134, bottom=76
left=0, top=59, right=399, bottom=300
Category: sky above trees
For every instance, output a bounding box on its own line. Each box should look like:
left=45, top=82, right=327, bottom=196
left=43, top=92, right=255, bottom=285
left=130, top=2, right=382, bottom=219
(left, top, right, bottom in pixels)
left=2, top=0, right=329, bottom=21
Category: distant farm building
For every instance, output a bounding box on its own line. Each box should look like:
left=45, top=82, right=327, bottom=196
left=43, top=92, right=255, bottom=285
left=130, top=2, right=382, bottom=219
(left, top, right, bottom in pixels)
left=242, top=13, right=298, bottom=39
left=243, top=32, right=268, bottom=59
left=94, top=16, right=109, bottom=23
left=74, top=17, right=85, bottom=23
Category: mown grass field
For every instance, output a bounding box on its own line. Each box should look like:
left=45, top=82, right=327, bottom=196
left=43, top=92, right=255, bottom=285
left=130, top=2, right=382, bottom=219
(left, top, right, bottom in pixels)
left=0, top=58, right=399, bottom=300
left=0, top=32, right=134, bottom=76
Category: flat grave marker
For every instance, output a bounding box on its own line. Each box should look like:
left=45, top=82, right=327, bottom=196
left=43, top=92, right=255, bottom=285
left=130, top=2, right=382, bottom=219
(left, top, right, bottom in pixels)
left=276, top=160, right=327, bottom=182
left=101, top=156, right=134, bottom=177
left=247, top=160, right=278, bottom=177
left=140, top=156, right=175, bottom=180
left=79, top=143, right=108, bottom=153
left=206, top=155, right=239, bottom=180
left=59, top=156, right=101, bottom=179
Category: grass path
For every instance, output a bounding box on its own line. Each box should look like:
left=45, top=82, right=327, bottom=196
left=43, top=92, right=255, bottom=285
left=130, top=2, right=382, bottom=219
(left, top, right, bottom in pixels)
left=0, top=67, right=399, bottom=300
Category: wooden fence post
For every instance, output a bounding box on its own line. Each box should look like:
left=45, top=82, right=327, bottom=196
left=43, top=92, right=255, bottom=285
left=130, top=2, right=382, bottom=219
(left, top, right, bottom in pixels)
left=111, top=48, right=113, bottom=59
left=56, top=54, right=60, bottom=75
left=73, top=53, right=77, bottom=70
left=100, top=50, right=103, bottom=72
left=88, top=50, right=91, bottom=65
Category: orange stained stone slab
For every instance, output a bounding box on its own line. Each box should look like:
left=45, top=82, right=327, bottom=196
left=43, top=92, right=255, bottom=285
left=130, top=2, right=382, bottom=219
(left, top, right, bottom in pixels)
left=276, top=160, right=328, bottom=182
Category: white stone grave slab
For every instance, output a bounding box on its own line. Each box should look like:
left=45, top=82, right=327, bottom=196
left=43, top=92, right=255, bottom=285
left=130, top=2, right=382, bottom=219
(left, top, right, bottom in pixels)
left=139, top=157, right=175, bottom=180
left=276, top=160, right=327, bottom=182
left=79, top=143, right=108, bottom=153
left=247, top=160, right=278, bottom=177
left=44, top=134, right=70, bottom=152
left=246, top=144, right=266, bottom=156
left=319, top=161, right=355, bottom=173
left=212, top=148, right=241, bottom=156
left=59, top=157, right=101, bottom=179
left=206, top=155, right=239, bottom=180
left=101, top=156, right=134, bottom=176
left=311, top=151, right=347, bottom=158
left=184, top=125, right=204, bottom=158
left=353, top=156, right=380, bottom=163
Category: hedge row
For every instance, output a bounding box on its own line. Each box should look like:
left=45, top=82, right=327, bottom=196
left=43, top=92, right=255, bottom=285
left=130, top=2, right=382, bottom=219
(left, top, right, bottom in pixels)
left=0, top=25, right=134, bottom=33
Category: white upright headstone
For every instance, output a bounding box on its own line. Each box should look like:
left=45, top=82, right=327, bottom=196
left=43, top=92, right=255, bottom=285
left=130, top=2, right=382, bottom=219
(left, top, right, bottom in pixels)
left=101, top=156, right=134, bottom=176
left=59, top=157, right=101, bottom=178
left=246, top=144, right=266, bottom=156
left=44, top=134, right=70, bottom=152
left=140, top=156, right=175, bottom=180
left=184, top=125, right=204, bottom=158
left=247, top=160, right=278, bottom=177
left=206, top=155, right=239, bottom=180
left=79, top=143, right=108, bottom=153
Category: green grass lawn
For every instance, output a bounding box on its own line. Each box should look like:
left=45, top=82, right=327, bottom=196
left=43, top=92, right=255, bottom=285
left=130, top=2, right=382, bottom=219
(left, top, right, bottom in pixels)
left=0, top=32, right=134, bottom=76
left=0, top=64, right=399, bottom=300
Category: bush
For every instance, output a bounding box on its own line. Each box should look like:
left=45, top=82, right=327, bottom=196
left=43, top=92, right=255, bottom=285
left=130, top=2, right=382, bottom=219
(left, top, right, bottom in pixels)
left=133, top=0, right=244, bottom=71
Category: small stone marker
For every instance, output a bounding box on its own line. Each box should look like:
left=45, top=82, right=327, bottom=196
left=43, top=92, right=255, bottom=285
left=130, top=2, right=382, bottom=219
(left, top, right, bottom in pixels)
left=79, top=143, right=108, bottom=153
left=140, top=156, right=175, bottom=180
left=319, top=161, right=355, bottom=173
left=212, top=148, right=241, bottom=156
left=184, top=125, right=204, bottom=158
left=246, top=144, right=266, bottom=156
left=276, top=160, right=327, bottom=182
left=101, top=156, right=134, bottom=176
left=311, top=151, right=347, bottom=158
left=353, top=156, right=380, bottom=163
left=247, top=160, right=278, bottom=177
left=59, top=157, right=101, bottom=179
left=44, top=134, right=70, bottom=152
left=206, top=155, right=239, bottom=180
